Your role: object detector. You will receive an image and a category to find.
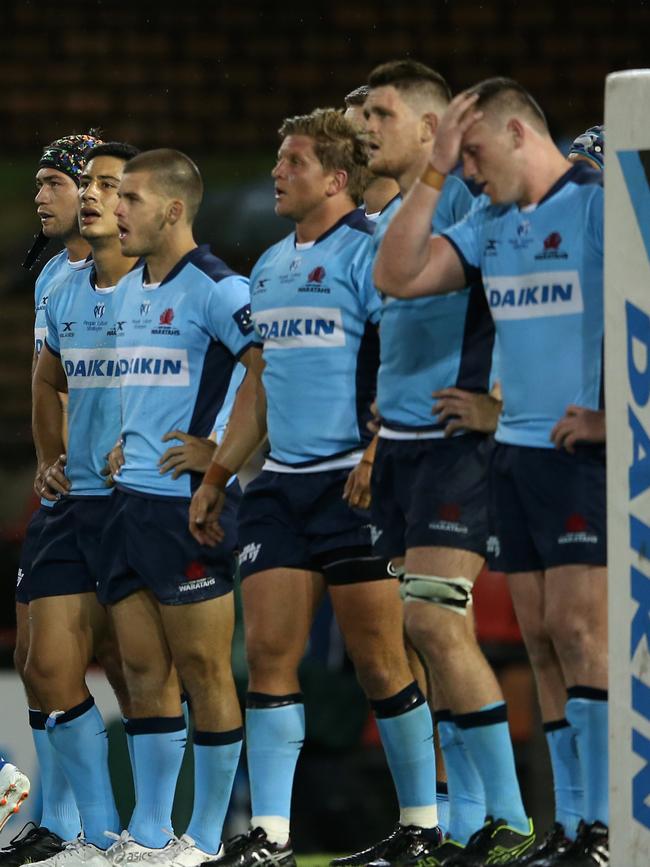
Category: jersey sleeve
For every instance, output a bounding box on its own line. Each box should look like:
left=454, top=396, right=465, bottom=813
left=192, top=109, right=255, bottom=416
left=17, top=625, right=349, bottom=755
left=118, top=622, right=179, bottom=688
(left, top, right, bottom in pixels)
left=439, top=203, right=485, bottom=285
left=44, top=292, right=61, bottom=356
left=205, top=275, right=261, bottom=359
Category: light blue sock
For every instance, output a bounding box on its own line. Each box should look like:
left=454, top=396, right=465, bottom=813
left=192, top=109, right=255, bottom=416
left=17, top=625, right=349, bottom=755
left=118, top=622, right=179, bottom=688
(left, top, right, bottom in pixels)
left=566, top=688, right=608, bottom=825
left=372, top=682, right=437, bottom=823
left=544, top=719, right=584, bottom=837
left=185, top=729, right=243, bottom=853
left=30, top=710, right=81, bottom=840
left=47, top=697, right=119, bottom=848
left=436, top=782, right=449, bottom=837
left=126, top=716, right=187, bottom=848
left=246, top=693, right=305, bottom=819
left=437, top=713, right=486, bottom=844
left=455, top=702, right=528, bottom=834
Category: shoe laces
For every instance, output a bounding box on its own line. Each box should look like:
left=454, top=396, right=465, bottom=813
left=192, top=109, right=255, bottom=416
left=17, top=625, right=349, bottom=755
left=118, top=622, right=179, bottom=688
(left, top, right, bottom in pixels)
left=224, top=829, right=261, bottom=854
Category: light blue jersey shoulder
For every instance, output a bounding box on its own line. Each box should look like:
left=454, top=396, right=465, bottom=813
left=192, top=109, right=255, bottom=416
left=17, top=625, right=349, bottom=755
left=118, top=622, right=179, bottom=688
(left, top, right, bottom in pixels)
left=34, top=251, right=92, bottom=357
left=250, top=210, right=381, bottom=466
left=374, top=176, right=494, bottom=432
left=443, top=163, right=603, bottom=448
left=44, top=264, right=121, bottom=497
left=115, top=245, right=258, bottom=498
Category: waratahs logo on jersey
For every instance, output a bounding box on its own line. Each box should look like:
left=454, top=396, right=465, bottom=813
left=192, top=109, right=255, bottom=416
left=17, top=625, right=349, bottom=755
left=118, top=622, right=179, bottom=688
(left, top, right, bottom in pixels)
left=253, top=306, right=345, bottom=349
left=535, top=231, right=568, bottom=260
left=486, top=270, right=584, bottom=320
left=151, top=306, right=180, bottom=336
left=299, top=265, right=330, bottom=295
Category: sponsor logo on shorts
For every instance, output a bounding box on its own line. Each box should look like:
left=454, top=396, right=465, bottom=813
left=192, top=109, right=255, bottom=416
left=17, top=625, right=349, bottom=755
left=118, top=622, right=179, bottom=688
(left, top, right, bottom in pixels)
left=180, top=561, right=216, bottom=593
left=16, top=568, right=24, bottom=586
left=239, top=542, right=262, bottom=565
left=486, top=270, right=583, bottom=321
left=369, top=525, right=383, bottom=546
left=558, top=513, right=598, bottom=545
left=487, top=535, right=501, bottom=558
left=429, top=503, right=468, bottom=535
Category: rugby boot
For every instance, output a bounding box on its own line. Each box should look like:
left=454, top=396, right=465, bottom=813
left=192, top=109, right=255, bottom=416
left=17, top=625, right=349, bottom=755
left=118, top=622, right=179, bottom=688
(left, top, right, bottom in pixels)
left=209, top=827, right=296, bottom=867
left=443, top=816, right=536, bottom=865
left=0, top=823, right=65, bottom=866
left=333, top=825, right=443, bottom=867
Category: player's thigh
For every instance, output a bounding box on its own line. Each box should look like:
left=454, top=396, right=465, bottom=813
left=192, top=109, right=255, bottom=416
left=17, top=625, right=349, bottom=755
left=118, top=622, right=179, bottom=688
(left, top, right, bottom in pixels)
left=159, top=591, right=236, bottom=672
left=329, top=576, right=405, bottom=658
left=242, top=567, right=325, bottom=667
left=27, top=593, right=97, bottom=677
left=111, top=588, right=174, bottom=679
left=14, top=602, right=30, bottom=673
left=405, top=545, right=484, bottom=581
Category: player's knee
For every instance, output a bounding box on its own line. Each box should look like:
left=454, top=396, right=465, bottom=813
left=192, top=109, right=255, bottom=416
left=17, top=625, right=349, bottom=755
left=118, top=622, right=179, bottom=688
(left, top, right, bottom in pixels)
left=246, top=632, right=302, bottom=678
left=403, top=573, right=473, bottom=614
left=13, top=641, right=28, bottom=681
left=546, top=610, right=596, bottom=663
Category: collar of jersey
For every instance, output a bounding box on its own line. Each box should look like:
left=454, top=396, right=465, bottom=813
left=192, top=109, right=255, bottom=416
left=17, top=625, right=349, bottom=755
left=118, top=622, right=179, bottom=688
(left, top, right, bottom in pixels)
left=379, top=192, right=401, bottom=215
left=292, top=208, right=374, bottom=248
left=534, top=161, right=601, bottom=209
left=142, top=244, right=209, bottom=287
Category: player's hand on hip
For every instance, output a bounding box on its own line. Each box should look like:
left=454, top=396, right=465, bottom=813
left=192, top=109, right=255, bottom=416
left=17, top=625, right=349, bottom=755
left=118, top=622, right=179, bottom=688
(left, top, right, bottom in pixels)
left=103, top=438, right=125, bottom=484
left=430, top=91, right=482, bottom=175
left=432, top=387, right=501, bottom=436
left=343, top=460, right=373, bottom=510
left=189, top=483, right=226, bottom=546
left=550, top=405, right=606, bottom=453
left=39, top=454, right=69, bottom=500
left=160, top=430, right=216, bottom=479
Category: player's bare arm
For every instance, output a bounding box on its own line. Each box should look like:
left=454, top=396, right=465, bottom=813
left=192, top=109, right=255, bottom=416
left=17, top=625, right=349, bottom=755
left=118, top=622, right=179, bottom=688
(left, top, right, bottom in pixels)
left=550, top=405, right=606, bottom=453
left=189, top=346, right=266, bottom=545
left=32, top=345, right=70, bottom=499
left=374, top=92, right=481, bottom=299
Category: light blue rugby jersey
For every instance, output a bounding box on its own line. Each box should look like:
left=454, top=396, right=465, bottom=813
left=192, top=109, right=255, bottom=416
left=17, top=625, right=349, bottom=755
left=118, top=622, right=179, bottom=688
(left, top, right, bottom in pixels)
left=114, top=245, right=258, bottom=498
left=374, top=176, right=494, bottom=434
left=34, top=250, right=92, bottom=357
left=250, top=209, right=381, bottom=468
left=442, top=163, right=604, bottom=449
left=44, top=263, right=121, bottom=497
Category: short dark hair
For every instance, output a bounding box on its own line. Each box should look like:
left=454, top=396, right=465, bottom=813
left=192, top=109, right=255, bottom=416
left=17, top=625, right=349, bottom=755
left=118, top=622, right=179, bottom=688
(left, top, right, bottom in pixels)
left=368, top=60, right=452, bottom=105
left=123, top=148, right=204, bottom=222
left=466, top=77, right=548, bottom=131
left=279, top=108, right=368, bottom=205
left=84, top=142, right=140, bottom=163
left=344, top=85, right=370, bottom=108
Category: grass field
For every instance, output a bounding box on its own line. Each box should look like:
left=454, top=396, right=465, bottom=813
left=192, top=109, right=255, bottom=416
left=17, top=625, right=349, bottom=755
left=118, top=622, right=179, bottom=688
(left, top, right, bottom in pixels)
left=296, top=856, right=337, bottom=867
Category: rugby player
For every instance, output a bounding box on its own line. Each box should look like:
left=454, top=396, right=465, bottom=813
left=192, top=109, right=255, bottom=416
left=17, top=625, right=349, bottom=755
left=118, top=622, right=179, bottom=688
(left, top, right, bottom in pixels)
left=27, top=142, right=140, bottom=867
left=2, top=133, right=100, bottom=867
left=375, top=79, right=607, bottom=867
left=191, top=107, right=440, bottom=867
left=343, top=85, right=399, bottom=218
left=101, top=149, right=263, bottom=866
left=340, top=61, right=533, bottom=867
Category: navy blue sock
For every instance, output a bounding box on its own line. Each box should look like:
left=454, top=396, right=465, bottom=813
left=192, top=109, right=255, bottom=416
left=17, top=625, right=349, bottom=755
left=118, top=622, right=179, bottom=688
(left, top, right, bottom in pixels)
left=566, top=687, right=608, bottom=826
left=126, top=716, right=187, bottom=848
left=47, top=697, right=119, bottom=848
